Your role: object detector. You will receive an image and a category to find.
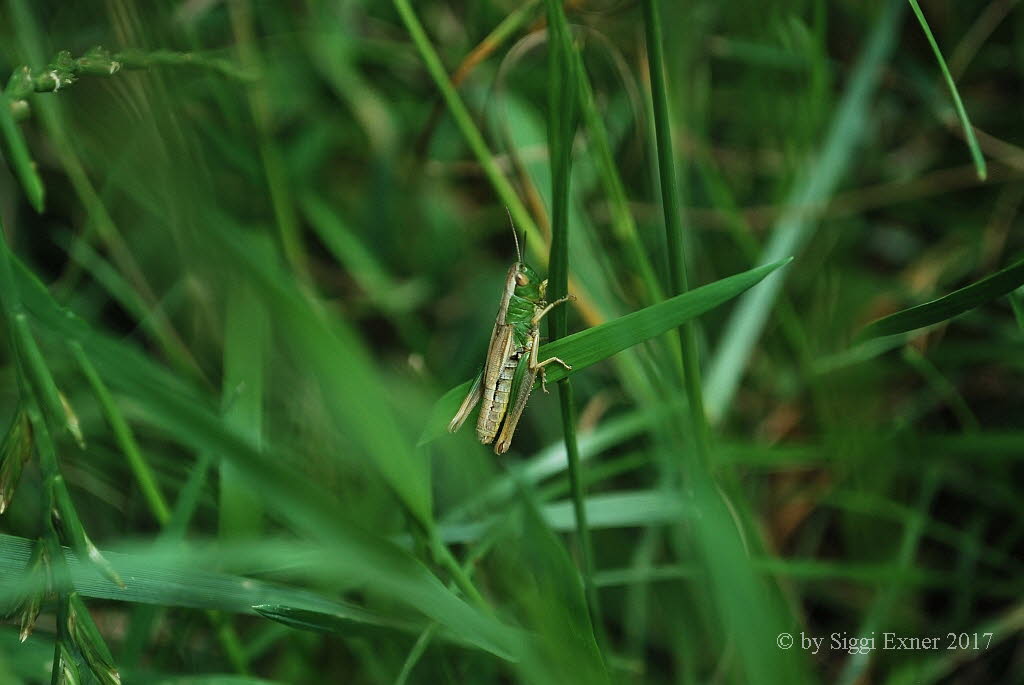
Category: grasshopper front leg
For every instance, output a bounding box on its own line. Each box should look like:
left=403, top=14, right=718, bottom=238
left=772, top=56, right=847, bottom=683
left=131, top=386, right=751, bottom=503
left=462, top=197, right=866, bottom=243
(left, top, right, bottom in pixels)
left=531, top=294, right=574, bottom=327
left=530, top=294, right=574, bottom=392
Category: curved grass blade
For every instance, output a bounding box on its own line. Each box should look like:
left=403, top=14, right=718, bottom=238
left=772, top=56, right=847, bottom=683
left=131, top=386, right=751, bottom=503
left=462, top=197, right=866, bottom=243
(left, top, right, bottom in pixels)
left=251, top=604, right=506, bottom=659
left=421, top=258, right=791, bottom=446
left=0, top=534, right=409, bottom=631
left=861, top=256, right=1024, bottom=338
left=907, top=0, right=987, bottom=180
left=0, top=534, right=517, bottom=658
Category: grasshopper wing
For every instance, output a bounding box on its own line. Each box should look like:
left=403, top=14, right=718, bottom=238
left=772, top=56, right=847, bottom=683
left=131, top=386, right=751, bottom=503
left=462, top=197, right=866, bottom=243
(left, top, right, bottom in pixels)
left=449, top=370, right=483, bottom=433
left=451, top=265, right=518, bottom=435
left=481, top=264, right=519, bottom=385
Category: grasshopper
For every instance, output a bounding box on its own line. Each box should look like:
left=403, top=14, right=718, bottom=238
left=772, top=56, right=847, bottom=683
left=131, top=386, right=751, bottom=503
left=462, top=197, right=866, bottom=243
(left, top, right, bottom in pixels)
left=448, top=214, right=573, bottom=454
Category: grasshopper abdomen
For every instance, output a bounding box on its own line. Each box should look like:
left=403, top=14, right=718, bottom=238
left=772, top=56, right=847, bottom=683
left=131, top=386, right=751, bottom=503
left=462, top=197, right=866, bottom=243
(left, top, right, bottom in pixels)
left=477, top=343, right=529, bottom=444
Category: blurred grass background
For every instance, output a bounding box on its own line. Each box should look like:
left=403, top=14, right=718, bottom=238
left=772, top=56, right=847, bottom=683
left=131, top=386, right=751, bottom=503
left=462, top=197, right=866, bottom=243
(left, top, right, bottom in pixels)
left=1, top=0, right=1023, bottom=683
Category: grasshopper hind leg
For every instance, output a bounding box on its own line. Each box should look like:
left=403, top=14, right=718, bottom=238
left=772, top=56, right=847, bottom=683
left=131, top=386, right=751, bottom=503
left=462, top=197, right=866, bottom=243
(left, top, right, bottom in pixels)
left=529, top=326, right=572, bottom=393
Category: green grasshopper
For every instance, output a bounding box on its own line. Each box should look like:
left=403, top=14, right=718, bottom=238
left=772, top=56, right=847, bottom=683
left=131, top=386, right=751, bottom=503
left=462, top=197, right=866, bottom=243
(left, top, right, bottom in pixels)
left=448, top=214, right=573, bottom=454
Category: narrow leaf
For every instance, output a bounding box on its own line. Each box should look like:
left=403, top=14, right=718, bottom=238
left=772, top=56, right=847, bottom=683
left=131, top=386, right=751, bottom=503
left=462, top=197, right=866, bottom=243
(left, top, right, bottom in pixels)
left=862, top=256, right=1024, bottom=338
left=252, top=605, right=414, bottom=637
left=0, top=533, right=490, bottom=652
left=906, top=0, right=987, bottom=180
left=0, top=89, right=44, bottom=212
left=0, top=531, right=522, bottom=660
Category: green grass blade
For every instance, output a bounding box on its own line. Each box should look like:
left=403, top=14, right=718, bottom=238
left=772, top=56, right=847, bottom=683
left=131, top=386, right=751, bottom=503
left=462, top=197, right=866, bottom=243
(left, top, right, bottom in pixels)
left=0, top=92, right=44, bottom=212
left=393, top=623, right=439, bottom=685
left=250, top=605, right=420, bottom=639
left=861, top=256, right=1024, bottom=338
left=422, top=258, right=790, bottom=445
left=0, top=533, right=517, bottom=659
left=527, top=260, right=790, bottom=382
left=220, top=280, right=267, bottom=539
left=505, top=490, right=609, bottom=683
left=69, top=341, right=171, bottom=526
left=392, top=0, right=541, bottom=251
left=642, top=0, right=712, bottom=464
left=437, top=491, right=691, bottom=544
left=228, top=4, right=307, bottom=280
left=836, top=467, right=941, bottom=685
left=704, top=0, right=903, bottom=422
left=300, top=192, right=406, bottom=309
left=545, top=0, right=604, bottom=650
left=10, top=314, right=65, bottom=433
left=687, top=472, right=812, bottom=684
left=906, top=0, right=987, bottom=180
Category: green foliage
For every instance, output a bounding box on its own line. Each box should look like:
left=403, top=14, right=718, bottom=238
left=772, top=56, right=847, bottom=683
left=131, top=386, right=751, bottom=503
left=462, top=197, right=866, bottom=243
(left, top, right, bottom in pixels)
left=0, top=1, right=1020, bottom=684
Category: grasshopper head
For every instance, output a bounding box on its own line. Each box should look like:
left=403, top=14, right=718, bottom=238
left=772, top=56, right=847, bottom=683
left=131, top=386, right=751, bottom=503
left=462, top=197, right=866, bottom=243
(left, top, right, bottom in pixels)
left=513, top=263, right=545, bottom=302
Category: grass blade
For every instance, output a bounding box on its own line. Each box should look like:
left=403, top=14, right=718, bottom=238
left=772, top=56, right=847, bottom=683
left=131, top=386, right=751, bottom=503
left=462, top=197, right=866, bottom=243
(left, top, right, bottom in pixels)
left=861, top=255, right=1024, bottom=337
left=0, top=533, right=517, bottom=659
left=69, top=341, right=171, bottom=526
left=642, top=0, right=713, bottom=462
left=545, top=0, right=604, bottom=650
left=220, top=280, right=267, bottom=538
left=392, top=0, right=540, bottom=249
left=907, top=0, right=987, bottom=180
left=704, top=0, right=903, bottom=422
left=0, top=534, right=419, bottom=635
left=538, top=259, right=790, bottom=384
left=0, top=91, right=44, bottom=212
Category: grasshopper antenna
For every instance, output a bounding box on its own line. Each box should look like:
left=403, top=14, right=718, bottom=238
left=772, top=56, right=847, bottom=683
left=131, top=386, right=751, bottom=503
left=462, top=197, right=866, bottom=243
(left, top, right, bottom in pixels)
left=506, top=206, right=523, bottom=265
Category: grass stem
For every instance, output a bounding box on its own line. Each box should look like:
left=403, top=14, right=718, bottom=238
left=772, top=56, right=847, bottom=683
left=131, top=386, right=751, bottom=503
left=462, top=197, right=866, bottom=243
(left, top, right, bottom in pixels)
left=642, top=0, right=712, bottom=465
left=546, top=0, right=606, bottom=651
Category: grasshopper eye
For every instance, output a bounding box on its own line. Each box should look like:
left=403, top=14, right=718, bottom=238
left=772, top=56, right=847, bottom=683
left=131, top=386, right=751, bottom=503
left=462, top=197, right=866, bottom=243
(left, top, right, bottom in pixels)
left=515, top=272, right=529, bottom=286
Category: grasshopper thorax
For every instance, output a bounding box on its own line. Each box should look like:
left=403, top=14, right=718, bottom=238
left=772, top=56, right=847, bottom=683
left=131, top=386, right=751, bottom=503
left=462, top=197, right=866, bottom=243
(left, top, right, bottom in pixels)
left=513, top=263, right=546, bottom=303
